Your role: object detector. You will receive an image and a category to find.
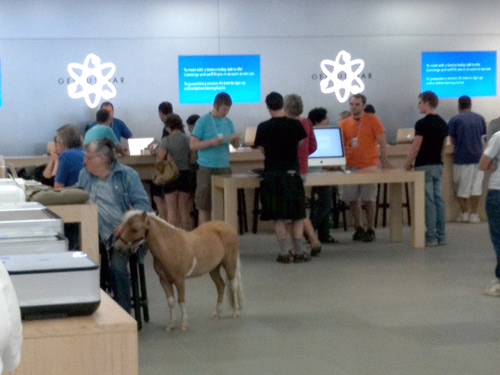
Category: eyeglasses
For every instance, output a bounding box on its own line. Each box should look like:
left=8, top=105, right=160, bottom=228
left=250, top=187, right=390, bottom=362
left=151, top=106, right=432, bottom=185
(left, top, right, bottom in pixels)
left=84, top=153, right=101, bottom=161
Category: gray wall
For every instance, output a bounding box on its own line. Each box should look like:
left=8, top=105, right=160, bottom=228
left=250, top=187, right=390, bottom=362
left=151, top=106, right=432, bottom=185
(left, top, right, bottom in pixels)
left=1, top=0, right=500, bottom=155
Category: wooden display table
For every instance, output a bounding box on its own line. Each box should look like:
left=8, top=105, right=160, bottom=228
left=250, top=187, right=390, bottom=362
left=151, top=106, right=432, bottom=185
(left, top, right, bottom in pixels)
left=48, top=203, right=99, bottom=264
left=12, top=291, right=138, bottom=375
left=212, top=169, right=425, bottom=248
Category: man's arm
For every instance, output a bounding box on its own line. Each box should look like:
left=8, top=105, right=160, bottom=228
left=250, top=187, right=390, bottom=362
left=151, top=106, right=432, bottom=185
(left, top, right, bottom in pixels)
left=479, top=154, right=493, bottom=171
left=376, top=133, right=394, bottom=169
left=190, top=135, right=222, bottom=151
left=403, top=135, right=423, bottom=170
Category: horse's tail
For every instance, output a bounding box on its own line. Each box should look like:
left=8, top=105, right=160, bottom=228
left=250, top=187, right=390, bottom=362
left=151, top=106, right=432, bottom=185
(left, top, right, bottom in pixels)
left=226, top=254, right=244, bottom=312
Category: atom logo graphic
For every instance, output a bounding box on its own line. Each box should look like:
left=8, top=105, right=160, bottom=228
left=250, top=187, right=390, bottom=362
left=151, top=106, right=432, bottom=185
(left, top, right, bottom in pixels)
left=67, top=54, right=117, bottom=108
left=320, top=50, right=365, bottom=103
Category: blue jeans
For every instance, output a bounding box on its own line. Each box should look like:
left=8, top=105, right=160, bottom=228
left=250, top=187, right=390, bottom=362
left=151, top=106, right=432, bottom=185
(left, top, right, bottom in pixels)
left=310, top=186, right=333, bottom=240
left=415, top=165, right=446, bottom=244
left=106, top=238, right=147, bottom=313
left=486, top=190, right=500, bottom=279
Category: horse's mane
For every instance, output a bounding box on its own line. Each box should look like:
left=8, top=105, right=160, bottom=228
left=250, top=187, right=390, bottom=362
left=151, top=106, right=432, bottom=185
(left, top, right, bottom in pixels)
left=122, top=209, right=178, bottom=230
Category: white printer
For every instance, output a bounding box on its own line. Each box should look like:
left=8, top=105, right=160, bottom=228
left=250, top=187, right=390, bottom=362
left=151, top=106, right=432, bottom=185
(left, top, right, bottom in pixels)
left=0, top=202, right=101, bottom=319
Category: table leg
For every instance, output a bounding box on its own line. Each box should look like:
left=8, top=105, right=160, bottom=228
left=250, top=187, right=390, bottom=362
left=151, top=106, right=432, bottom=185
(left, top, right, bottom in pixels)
left=212, top=184, right=224, bottom=221
left=388, top=183, right=403, bottom=242
left=224, top=181, right=239, bottom=233
left=412, top=176, right=426, bottom=249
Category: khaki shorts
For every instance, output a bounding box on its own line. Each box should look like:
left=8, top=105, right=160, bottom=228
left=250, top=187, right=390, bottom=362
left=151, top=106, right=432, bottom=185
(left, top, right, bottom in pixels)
left=339, top=166, right=378, bottom=202
left=453, top=163, right=484, bottom=198
left=195, top=166, right=231, bottom=211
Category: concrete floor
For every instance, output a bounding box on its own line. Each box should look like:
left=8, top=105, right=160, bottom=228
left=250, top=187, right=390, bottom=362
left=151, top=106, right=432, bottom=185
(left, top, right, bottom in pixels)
left=137, top=222, right=500, bottom=375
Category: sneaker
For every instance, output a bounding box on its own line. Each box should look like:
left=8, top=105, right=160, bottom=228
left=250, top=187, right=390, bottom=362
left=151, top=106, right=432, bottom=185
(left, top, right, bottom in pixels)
left=353, top=227, right=366, bottom=241
left=293, top=252, right=312, bottom=263
left=311, top=246, right=322, bottom=257
left=362, top=228, right=376, bottom=242
left=457, top=212, right=470, bottom=223
left=469, top=213, right=481, bottom=224
left=319, top=235, right=337, bottom=244
left=484, top=279, right=500, bottom=297
left=426, top=240, right=438, bottom=247
left=276, top=253, right=292, bottom=264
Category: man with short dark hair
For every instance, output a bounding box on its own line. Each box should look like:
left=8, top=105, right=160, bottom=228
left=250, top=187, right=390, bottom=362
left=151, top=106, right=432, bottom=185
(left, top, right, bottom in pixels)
left=77, top=138, right=150, bottom=312
left=404, top=91, right=448, bottom=247
left=449, top=95, right=486, bottom=223
left=254, top=91, right=309, bottom=263
left=190, top=92, right=241, bottom=224
left=89, top=101, right=134, bottom=142
left=340, top=94, right=392, bottom=242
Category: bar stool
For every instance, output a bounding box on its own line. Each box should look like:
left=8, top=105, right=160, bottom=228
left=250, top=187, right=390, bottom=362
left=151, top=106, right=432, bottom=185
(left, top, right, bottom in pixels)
left=252, top=188, right=260, bottom=234
left=129, top=252, right=149, bottom=330
left=375, top=183, right=411, bottom=227
left=237, top=189, right=249, bottom=235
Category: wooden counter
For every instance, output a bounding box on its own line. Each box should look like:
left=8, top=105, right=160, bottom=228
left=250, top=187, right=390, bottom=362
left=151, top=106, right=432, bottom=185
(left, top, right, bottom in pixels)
left=12, top=291, right=138, bottom=375
left=48, top=203, right=99, bottom=264
left=213, top=169, right=426, bottom=248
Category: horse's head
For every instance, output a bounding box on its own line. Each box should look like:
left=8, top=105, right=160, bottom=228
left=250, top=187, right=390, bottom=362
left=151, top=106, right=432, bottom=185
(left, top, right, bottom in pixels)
left=114, top=210, right=149, bottom=255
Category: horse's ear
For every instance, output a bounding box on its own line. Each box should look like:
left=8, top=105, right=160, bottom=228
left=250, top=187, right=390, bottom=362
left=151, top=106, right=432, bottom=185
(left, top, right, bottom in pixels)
left=141, top=211, right=148, bottom=222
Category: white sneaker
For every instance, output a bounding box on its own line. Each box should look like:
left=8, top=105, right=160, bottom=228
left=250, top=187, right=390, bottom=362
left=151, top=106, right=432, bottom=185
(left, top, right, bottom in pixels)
left=484, top=279, right=500, bottom=297
left=469, top=213, right=480, bottom=224
left=457, top=212, right=470, bottom=223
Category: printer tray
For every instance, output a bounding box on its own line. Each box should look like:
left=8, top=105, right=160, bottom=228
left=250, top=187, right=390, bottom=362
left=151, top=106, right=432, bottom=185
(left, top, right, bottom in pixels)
left=3, top=251, right=100, bottom=319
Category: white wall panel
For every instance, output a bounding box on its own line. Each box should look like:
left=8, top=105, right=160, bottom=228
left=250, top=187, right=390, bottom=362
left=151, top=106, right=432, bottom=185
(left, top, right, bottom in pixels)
left=0, top=0, right=500, bottom=155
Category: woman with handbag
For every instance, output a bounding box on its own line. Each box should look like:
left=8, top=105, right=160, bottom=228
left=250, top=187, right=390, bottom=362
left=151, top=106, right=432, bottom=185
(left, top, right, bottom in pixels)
left=156, top=114, right=195, bottom=229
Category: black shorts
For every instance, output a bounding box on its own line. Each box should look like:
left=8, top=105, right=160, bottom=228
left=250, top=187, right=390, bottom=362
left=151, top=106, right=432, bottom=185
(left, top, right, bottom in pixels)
left=259, top=171, right=306, bottom=221
left=163, top=170, right=196, bottom=195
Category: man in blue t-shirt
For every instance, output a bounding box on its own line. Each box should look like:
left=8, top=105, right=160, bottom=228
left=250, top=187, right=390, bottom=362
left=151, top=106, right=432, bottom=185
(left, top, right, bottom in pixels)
left=49, top=125, right=84, bottom=189
left=449, top=96, right=486, bottom=223
left=190, top=92, right=241, bottom=224
left=89, top=101, right=134, bottom=142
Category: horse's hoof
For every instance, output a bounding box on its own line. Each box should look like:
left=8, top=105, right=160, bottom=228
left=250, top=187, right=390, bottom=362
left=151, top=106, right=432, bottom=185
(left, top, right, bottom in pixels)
left=181, top=324, right=188, bottom=332
left=211, top=312, right=219, bottom=320
left=232, top=312, right=240, bottom=319
left=165, top=324, right=175, bottom=332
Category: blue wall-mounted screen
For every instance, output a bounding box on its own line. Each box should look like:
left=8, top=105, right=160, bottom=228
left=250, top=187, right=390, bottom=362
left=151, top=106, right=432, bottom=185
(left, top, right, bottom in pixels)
left=0, top=58, right=2, bottom=107
left=178, top=55, right=260, bottom=104
left=421, top=51, right=496, bottom=98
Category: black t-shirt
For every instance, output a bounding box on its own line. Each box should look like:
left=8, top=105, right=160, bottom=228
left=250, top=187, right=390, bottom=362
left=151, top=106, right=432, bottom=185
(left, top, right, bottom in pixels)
left=414, top=114, right=448, bottom=167
left=254, top=117, right=307, bottom=172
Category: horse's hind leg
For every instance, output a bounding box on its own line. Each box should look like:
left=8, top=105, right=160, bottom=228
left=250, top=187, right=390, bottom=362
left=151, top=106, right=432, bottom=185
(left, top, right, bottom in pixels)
left=209, top=265, right=225, bottom=320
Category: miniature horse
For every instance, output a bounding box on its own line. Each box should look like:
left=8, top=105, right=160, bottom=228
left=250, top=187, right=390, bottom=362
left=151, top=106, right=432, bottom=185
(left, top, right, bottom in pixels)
left=114, top=210, right=243, bottom=332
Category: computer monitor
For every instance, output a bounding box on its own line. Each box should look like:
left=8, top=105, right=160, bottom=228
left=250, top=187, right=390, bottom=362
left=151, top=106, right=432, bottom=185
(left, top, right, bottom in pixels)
left=128, top=137, right=155, bottom=156
left=308, top=127, right=346, bottom=167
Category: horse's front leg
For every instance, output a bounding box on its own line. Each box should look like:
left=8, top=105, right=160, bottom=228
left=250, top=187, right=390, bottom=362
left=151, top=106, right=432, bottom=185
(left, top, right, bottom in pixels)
left=154, top=260, right=176, bottom=331
left=175, top=279, right=188, bottom=332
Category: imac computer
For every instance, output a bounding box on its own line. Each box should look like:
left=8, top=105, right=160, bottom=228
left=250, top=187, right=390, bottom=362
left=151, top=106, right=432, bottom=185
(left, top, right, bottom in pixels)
left=308, top=127, right=346, bottom=168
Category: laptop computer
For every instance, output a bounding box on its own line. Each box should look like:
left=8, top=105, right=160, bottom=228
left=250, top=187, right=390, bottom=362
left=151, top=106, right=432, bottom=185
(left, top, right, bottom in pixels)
left=396, top=128, right=415, bottom=144
left=127, top=137, right=155, bottom=155
left=243, top=127, right=257, bottom=147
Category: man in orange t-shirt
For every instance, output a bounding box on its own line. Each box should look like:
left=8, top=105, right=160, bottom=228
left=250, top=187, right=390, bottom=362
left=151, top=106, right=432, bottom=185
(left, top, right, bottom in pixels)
left=339, top=94, right=392, bottom=242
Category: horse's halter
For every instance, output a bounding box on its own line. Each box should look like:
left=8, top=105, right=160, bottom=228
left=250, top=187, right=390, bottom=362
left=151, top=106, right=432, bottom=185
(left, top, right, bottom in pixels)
left=114, top=225, right=149, bottom=255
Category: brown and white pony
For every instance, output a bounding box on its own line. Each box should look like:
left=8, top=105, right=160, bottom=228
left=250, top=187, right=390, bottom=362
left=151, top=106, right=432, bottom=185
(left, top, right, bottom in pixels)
left=114, top=210, right=243, bottom=332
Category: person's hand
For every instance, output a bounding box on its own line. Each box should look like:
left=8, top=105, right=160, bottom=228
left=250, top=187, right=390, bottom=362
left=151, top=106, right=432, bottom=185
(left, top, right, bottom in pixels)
left=49, top=149, right=59, bottom=162
left=381, top=158, right=395, bottom=169
left=210, top=137, right=223, bottom=147
left=114, top=225, right=124, bottom=238
left=403, top=160, right=413, bottom=171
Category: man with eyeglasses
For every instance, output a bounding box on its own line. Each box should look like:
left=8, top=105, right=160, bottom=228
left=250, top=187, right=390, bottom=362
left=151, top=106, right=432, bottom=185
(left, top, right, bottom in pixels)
left=77, top=137, right=150, bottom=312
